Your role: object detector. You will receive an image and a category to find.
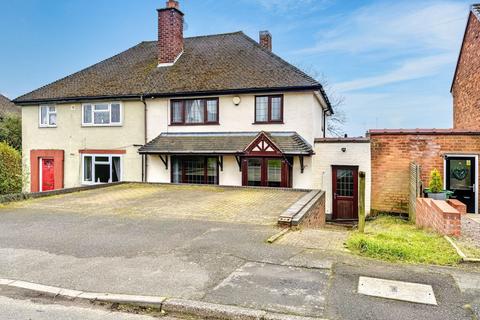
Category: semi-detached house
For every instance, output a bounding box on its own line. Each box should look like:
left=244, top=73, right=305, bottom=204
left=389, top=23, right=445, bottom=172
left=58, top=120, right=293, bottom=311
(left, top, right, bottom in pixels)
left=15, top=0, right=334, bottom=194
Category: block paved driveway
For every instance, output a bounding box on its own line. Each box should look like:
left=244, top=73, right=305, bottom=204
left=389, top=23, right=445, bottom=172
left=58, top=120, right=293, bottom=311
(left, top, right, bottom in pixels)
left=0, top=183, right=479, bottom=319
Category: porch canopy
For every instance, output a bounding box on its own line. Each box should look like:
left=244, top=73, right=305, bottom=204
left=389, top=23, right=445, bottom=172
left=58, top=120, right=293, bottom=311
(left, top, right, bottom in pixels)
left=139, top=131, right=313, bottom=156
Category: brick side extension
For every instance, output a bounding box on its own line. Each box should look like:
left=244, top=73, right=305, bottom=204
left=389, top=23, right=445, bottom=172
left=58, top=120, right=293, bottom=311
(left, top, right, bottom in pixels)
left=370, top=132, right=480, bottom=214
left=157, top=0, right=184, bottom=65
left=452, top=12, right=480, bottom=130
left=416, top=198, right=465, bottom=236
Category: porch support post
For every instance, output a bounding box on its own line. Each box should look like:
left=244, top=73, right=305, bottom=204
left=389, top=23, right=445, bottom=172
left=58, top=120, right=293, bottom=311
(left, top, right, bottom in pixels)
left=218, top=156, right=224, bottom=171
left=299, top=156, right=305, bottom=174
left=235, top=155, right=242, bottom=171
left=159, top=154, right=169, bottom=170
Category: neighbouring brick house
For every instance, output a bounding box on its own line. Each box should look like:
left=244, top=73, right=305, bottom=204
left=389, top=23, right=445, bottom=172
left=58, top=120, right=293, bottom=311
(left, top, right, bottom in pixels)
left=370, top=4, right=480, bottom=215
left=452, top=4, right=480, bottom=130
left=0, top=94, right=20, bottom=120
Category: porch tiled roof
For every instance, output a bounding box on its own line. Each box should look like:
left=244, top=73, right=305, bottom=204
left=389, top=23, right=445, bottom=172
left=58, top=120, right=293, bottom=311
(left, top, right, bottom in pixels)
left=139, top=132, right=314, bottom=155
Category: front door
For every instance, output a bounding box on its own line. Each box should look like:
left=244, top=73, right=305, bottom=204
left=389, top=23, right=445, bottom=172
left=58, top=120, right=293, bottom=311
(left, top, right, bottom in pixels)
left=332, top=166, right=358, bottom=220
left=446, top=156, right=476, bottom=213
left=41, top=158, right=55, bottom=192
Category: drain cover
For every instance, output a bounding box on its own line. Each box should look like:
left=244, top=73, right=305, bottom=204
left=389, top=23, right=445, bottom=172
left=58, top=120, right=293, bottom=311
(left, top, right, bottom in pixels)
left=358, top=276, right=437, bottom=305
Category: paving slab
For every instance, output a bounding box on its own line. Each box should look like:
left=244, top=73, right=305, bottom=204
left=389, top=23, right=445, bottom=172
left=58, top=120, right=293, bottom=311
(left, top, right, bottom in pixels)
left=204, top=262, right=328, bottom=317
left=358, top=276, right=437, bottom=305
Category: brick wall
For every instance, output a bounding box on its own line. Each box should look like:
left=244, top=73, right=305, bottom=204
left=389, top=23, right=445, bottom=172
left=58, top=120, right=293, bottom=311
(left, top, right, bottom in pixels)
left=416, top=198, right=465, bottom=236
left=370, top=131, right=480, bottom=214
left=453, top=12, right=480, bottom=130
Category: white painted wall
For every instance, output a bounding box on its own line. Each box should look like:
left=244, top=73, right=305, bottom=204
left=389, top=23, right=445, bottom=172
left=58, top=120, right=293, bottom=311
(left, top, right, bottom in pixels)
left=146, top=91, right=326, bottom=146
left=22, top=101, right=145, bottom=191
left=312, top=142, right=372, bottom=215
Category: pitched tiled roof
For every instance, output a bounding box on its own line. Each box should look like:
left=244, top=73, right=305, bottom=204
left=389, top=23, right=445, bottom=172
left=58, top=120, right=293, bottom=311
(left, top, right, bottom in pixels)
left=0, top=95, right=20, bottom=118
left=139, top=132, right=314, bottom=155
left=15, top=32, right=329, bottom=109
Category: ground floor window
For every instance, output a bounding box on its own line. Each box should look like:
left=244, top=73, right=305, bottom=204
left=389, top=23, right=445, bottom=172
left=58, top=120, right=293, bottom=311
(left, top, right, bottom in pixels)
left=242, top=157, right=291, bottom=188
left=171, top=156, right=219, bottom=185
left=82, top=155, right=122, bottom=184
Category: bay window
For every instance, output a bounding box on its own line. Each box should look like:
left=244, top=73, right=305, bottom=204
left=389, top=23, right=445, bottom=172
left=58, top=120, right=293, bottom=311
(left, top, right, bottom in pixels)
left=170, top=98, right=219, bottom=125
left=255, top=95, right=283, bottom=123
left=82, top=154, right=122, bottom=184
left=39, top=105, right=57, bottom=127
left=82, top=103, right=122, bottom=126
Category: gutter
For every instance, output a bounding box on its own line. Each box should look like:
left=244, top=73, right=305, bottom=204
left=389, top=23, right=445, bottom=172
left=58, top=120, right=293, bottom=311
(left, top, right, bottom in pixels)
left=13, top=85, right=322, bottom=106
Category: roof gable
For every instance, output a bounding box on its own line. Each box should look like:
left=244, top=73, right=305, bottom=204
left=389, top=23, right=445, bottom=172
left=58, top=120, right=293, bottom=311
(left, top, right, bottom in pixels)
left=451, top=5, right=480, bottom=92
left=15, top=32, right=325, bottom=104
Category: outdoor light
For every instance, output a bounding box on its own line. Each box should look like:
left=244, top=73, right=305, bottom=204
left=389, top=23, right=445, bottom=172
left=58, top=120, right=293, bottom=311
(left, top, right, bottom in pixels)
left=341, top=147, right=347, bottom=153
left=233, top=96, right=241, bottom=106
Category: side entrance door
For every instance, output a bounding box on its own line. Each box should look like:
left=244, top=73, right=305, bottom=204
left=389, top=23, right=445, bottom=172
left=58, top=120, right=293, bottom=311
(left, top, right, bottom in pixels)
left=446, top=156, right=476, bottom=213
left=332, top=166, right=359, bottom=221
left=41, top=158, right=55, bottom=192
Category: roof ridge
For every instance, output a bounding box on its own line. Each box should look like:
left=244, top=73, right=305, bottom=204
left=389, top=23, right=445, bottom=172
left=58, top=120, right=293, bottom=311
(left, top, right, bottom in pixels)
left=472, top=4, right=480, bottom=20
left=237, top=32, right=321, bottom=87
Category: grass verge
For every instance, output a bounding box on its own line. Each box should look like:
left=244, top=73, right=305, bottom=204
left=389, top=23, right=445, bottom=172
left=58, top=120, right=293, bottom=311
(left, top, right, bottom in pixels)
left=346, top=215, right=461, bottom=265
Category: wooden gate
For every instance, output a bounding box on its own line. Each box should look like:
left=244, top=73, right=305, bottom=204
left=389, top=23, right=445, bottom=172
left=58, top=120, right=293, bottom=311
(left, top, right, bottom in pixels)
left=409, top=162, right=422, bottom=221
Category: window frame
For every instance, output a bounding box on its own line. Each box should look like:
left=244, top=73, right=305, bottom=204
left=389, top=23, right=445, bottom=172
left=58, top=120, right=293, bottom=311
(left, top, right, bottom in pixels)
left=170, top=98, right=220, bottom=125
left=81, top=154, right=123, bottom=185
left=254, top=95, right=284, bottom=124
left=39, top=105, right=57, bottom=128
left=81, top=102, right=123, bottom=127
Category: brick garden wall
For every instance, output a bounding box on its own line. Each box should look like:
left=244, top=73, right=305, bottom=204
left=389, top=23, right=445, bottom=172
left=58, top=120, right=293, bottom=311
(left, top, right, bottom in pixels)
left=370, top=131, right=480, bottom=214
left=453, top=12, right=480, bottom=131
left=416, top=198, right=465, bottom=236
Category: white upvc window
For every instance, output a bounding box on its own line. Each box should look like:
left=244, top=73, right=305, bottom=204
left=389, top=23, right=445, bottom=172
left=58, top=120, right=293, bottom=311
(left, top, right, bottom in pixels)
left=82, top=102, right=122, bottom=126
left=39, top=105, right=57, bottom=127
left=81, top=154, right=122, bottom=185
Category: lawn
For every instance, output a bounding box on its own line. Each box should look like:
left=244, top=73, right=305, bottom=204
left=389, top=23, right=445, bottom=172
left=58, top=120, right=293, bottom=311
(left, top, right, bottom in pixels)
left=346, top=215, right=461, bottom=266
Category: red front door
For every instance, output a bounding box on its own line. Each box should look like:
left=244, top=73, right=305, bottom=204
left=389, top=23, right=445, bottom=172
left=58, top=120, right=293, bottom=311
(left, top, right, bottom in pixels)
left=332, top=166, right=358, bottom=220
left=41, top=159, right=55, bottom=192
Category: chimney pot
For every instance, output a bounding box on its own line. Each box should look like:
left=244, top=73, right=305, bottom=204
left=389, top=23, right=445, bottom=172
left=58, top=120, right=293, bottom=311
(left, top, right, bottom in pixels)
left=166, top=0, right=179, bottom=9
left=259, top=31, right=272, bottom=52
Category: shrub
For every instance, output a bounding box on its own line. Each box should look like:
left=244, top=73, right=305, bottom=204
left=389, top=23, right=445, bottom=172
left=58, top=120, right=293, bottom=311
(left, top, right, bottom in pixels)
left=428, top=168, right=443, bottom=193
left=0, top=142, right=22, bottom=195
left=0, top=114, right=21, bottom=151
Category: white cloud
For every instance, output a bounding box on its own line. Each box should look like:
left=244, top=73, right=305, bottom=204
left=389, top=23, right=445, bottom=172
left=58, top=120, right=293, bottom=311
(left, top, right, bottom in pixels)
left=299, top=1, right=468, bottom=55
left=335, top=53, right=454, bottom=92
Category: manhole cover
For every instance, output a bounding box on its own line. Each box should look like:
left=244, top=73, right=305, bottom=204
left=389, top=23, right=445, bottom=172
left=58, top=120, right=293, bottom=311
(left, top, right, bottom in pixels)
left=358, top=276, right=437, bottom=305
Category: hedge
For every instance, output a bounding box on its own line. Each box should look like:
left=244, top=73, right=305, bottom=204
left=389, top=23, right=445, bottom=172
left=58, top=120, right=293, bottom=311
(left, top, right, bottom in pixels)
left=0, top=142, right=22, bottom=195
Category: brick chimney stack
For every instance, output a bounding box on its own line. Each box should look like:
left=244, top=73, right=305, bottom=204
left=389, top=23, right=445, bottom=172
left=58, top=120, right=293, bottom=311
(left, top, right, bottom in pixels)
left=157, top=0, right=184, bottom=66
left=259, top=31, right=272, bottom=52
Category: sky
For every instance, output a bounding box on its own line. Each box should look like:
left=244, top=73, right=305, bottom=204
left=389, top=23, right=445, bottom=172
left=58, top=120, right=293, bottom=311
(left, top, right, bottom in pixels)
left=0, top=0, right=473, bottom=136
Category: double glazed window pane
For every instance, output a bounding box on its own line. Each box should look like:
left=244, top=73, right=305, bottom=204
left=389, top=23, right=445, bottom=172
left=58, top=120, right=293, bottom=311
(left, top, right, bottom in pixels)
left=271, top=97, right=282, bottom=121
left=255, top=97, right=268, bottom=122
left=83, top=156, right=93, bottom=182
left=247, top=159, right=262, bottom=186
left=172, top=101, right=183, bottom=123
left=267, top=160, right=282, bottom=187
left=185, top=100, right=204, bottom=124
left=83, top=105, right=92, bottom=123
left=111, top=104, right=121, bottom=123
left=40, top=107, right=48, bottom=125
left=207, top=100, right=218, bottom=122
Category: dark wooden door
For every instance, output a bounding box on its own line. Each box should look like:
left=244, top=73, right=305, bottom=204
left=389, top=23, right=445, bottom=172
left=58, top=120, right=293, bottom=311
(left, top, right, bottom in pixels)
left=446, top=156, right=476, bottom=213
left=41, top=159, right=55, bottom=192
left=332, top=166, right=358, bottom=220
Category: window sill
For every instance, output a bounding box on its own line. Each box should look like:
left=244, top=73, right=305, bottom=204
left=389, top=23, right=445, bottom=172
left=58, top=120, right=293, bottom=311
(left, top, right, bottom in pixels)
left=38, top=125, right=57, bottom=128
left=169, top=123, right=220, bottom=126
left=252, top=122, right=284, bottom=125
left=82, top=124, right=123, bottom=127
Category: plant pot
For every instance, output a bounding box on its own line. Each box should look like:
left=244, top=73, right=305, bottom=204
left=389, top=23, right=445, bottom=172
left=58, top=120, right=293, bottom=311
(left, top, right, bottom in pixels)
left=427, top=192, right=447, bottom=201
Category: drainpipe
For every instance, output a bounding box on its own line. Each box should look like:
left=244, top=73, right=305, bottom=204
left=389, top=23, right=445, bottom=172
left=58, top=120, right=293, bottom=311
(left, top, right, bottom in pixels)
left=323, top=109, right=327, bottom=138
left=141, top=95, right=148, bottom=182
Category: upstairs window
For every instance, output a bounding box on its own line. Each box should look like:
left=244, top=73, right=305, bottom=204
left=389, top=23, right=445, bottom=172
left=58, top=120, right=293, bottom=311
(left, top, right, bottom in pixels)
left=171, top=98, right=219, bottom=125
left=255, top=95, right=283, bottom=123
left=39, top=105, right=57, bottom=127
left=82, top=103, right=122, bottom=126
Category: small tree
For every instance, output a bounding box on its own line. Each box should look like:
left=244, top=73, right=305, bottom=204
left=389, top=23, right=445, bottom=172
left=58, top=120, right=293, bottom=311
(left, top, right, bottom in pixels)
left=0, top=114, right=21, bottom=151
left=0, top=142, right=22, bottom=195
left=428, top=169, right=443, bottom=193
